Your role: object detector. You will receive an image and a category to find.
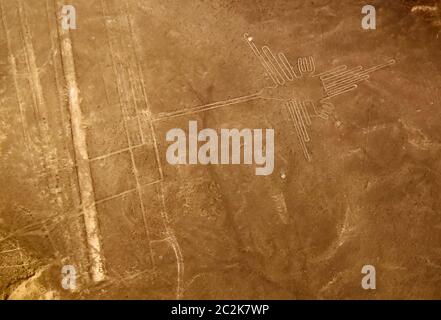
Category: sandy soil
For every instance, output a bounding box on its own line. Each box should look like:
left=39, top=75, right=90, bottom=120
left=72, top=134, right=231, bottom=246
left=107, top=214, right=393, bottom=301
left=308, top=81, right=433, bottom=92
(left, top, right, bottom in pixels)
left=0, top=0, right=441, bottom=299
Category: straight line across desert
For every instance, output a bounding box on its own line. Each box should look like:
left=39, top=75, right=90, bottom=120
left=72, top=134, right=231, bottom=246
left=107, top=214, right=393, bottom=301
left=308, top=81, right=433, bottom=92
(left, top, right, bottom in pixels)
left=0, top=0, right=440, bottom=300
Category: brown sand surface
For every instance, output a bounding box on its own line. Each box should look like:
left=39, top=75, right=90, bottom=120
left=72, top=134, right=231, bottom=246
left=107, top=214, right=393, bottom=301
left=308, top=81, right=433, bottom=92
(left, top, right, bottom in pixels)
left=0, top=0, right=440, bottom=299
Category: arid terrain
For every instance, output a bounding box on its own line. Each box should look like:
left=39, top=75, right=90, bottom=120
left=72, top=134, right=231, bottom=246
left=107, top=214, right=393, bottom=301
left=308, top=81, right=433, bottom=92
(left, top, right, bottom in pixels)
left=1, top=0, right=441, bottom=299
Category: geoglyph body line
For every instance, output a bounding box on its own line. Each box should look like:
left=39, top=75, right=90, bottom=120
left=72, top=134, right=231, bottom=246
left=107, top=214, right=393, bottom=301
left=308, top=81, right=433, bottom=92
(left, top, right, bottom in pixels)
left=318, top=59, right=396, bottom=100
left=151, top=33, right=395, bottom=163
left=287, top=100, right=311, bottom=161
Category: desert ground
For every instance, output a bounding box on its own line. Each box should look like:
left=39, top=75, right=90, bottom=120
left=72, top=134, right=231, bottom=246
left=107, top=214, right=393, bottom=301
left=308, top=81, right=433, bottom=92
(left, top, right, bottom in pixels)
left=0, top=0, right=441, bottom=299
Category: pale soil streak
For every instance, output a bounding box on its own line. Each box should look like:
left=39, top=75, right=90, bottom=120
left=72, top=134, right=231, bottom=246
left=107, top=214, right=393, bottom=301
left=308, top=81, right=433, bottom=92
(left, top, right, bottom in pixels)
left=100, top=0, right=155, bottom=267
left=0, top=0, right=35, bottom=168
left=17, top=0, right=64, bottom=208
left=127, top=0, right=184, bottom=298
left=45, top=0, right=80, bottom=209
left=124, top=1, right=164, bottom=181
left=55, top=0, right=105, bottom=283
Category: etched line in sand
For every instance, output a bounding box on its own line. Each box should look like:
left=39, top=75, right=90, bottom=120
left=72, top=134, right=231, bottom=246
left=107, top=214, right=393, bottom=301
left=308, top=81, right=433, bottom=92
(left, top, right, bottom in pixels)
left=152, top=36, right=317, bottom=123
left=153, top=92, right=262, bottom=122
left=101, top=0, right=155, bottom=267
left=123, top=0, right=184, bottom=298
left=123, top=0, right=164, bottom=181
left=0, top=0, right=34, bottom=166
left=55, top=0, right=105, bottom=283
left=317, top=59, right=396, bottom=101
left=287, top=101, right=311, bottom=161
left=151, top=33, right=395, bottom=162
left=46, top=0, right=79, bottom=210
left=244, top=33, right=303, bottom=85
left=88, top=143, right=144, bottom=162
left=17, top=0, right=64, bottom=207
left=93, top=179, right=161, bottom=205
